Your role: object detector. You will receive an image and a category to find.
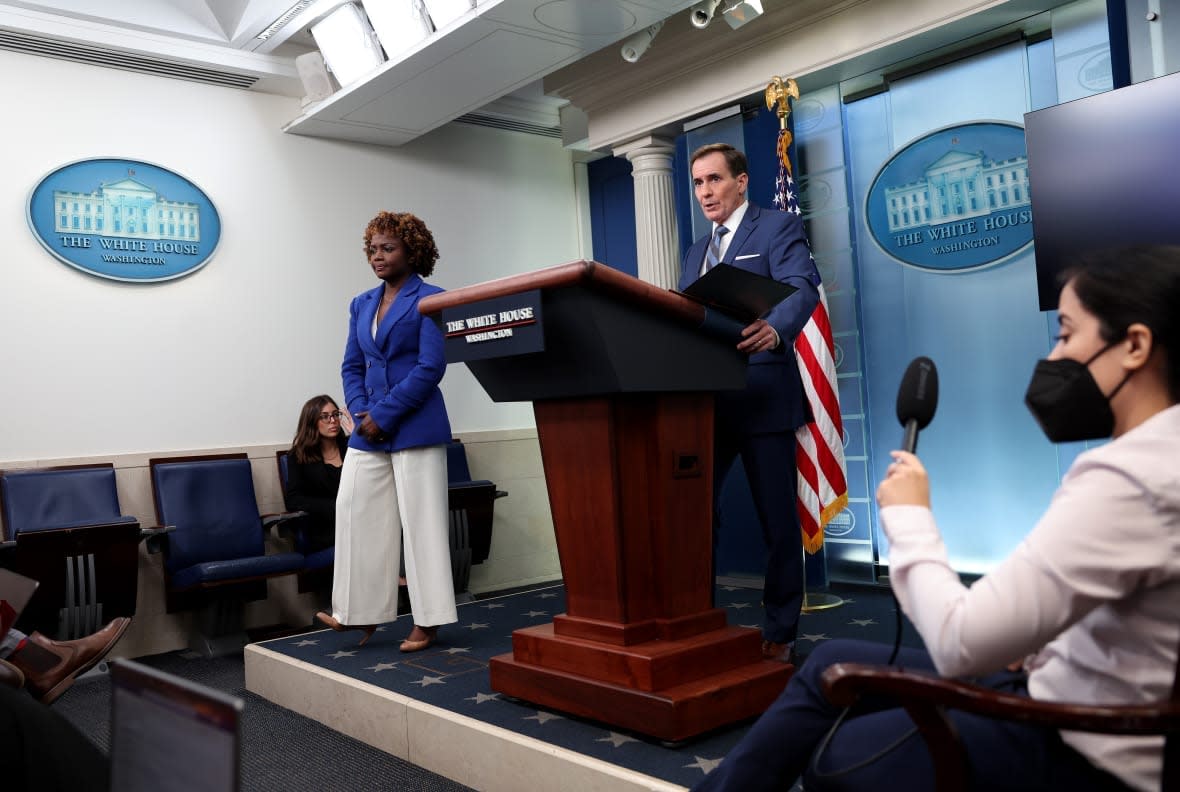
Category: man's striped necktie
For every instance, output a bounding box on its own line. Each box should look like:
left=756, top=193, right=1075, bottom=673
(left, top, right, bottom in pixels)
left=705, top=225, right=729, bottom=270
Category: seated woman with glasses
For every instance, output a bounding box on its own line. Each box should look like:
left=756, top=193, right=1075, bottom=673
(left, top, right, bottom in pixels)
left=285, top=395, right=353, bottom=553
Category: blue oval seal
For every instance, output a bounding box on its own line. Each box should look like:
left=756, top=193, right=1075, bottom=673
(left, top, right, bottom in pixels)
left=865, top=122, right=1032, bottom=272
left=27, top=158, right=221, bottom=282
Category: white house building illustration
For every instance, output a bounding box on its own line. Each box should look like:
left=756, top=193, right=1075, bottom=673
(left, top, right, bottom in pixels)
left=885, top=149, right=1030, bottom=233
left=53, top=176, right=201, bottom=241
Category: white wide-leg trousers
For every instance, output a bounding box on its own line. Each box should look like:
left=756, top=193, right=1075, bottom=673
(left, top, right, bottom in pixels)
left=331, top=445, right=457, bottom=627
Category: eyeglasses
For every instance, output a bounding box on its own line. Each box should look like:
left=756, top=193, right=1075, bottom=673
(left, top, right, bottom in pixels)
left=318, top=411, right=343, bottom=422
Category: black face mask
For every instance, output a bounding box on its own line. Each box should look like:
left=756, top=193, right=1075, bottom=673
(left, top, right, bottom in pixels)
left=1024, top=343, right=1132, bottom=443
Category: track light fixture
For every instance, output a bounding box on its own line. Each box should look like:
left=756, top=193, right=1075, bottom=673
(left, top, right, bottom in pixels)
left=722, top=0, right=765, bottom=29
left=620, top=20, right=664, bottom=63
left=689, top=0, right=723, bottom=29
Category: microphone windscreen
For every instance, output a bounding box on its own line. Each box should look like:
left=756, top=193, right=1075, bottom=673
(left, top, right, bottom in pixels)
left=896, top=356, right=939, bottom=430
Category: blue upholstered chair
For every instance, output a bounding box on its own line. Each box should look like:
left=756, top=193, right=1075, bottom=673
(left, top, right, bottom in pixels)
left=149, top=454, right=305, bottom=619
left=0, top=464, right=143, bottom=639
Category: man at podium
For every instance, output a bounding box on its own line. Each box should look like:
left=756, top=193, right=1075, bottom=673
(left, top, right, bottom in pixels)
left=679, top=143, right=821, bottom=663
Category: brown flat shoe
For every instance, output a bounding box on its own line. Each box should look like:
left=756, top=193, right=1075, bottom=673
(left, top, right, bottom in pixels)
left=399, top=625, right=437, bottom=653
left=315, top=611, right=377, bottom=646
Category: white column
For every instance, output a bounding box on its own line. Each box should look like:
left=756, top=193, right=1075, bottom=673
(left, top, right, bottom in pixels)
left=614, top=135, right=679, bottom=289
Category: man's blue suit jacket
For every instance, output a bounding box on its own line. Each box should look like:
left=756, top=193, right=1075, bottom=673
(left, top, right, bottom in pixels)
left=678, top=202, right=821, bottom=435
left=341, top=273, right=452, bottom=453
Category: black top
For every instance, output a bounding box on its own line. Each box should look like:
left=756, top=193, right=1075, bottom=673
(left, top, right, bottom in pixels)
left=285, top=449, right=346, bottom=552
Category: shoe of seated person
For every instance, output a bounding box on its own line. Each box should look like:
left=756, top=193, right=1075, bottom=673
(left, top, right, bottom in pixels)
left=0, top=658, right=24, bottom=690
left=7, top=617, right=131, bottom=704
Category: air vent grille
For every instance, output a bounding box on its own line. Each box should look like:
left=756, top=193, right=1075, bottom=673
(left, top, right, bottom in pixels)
left=455, top=112, right=561, bottom=139
left=0, top=28, right=259, bottom=89
left=256, top=0, right=317, bottom=41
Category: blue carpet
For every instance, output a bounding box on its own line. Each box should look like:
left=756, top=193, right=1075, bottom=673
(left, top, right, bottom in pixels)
left=259, top=582, right=922, bottom=789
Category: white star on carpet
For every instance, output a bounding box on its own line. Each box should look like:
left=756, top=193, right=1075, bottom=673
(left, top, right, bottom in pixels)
left=365, top=661, right=399, bottom=672
left=799, top=633, right=830, bottom=643
left=597, top=732, right=638, bottom=748
left=843, top=598, right=856, bottom=605
left=523, top=610, right=548, bottom=618
left=465, top=622, right=489, bottom=630
left=536, top=592, right=558, bottom=599
left=465, top=692, right=501, bottom=704
left=442, top=647, right=470, bottom=655
left=328, top=650, right=357, bottom=659
left=684, top=756, right=723, bottom=774
left=849, top=618, right=877, bottom=627
left=727, top=602, right=751, bottom=609
left=481, top=603, right=505, bottom=609
left=524, top=711, right=563, bottom=724
left=411, top=675, right=446, bottom=687
left=739, top=623, right=759, bottom=629
left=294, top=639, right=318, bottom=647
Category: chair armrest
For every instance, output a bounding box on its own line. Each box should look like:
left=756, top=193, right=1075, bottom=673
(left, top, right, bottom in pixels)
left=821, top=662, right=1180, bottom=735
left=23, top=516, right=140, bottom=532
left=141, top=525, right=176, bottom=554
left=0, top=538, right=14, bottom=551
left=264, top=511, right=308, bottom=541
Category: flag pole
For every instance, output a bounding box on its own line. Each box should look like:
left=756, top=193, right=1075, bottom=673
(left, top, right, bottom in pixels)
left=766, top=76, right=844, bottom=614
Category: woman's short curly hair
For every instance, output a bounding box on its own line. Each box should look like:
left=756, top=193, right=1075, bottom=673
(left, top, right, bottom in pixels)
left=362, top=211, right=439, bottom=277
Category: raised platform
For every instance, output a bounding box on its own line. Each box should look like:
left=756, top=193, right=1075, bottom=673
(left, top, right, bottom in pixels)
left=244, top=582, right=899, bottom=790
left=246, top=645, right=686, bottom=791
left=245, top=583, right=768, bottom=790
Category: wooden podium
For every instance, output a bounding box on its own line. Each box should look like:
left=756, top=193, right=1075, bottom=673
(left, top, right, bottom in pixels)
left=419, top=261, right=791, bottom=741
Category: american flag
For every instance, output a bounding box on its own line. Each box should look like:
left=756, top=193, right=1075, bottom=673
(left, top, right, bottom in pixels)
left=773, top=127, right=848, bottom=554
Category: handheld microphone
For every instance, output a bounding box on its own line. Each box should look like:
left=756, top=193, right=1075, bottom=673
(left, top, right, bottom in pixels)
left=895, top=356, right=939, bottom=453
left=887, top=356, right=938, bottom=666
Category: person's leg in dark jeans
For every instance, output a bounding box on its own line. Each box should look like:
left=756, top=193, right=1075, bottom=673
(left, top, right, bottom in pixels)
left=693, top=639, right=935, bottom=792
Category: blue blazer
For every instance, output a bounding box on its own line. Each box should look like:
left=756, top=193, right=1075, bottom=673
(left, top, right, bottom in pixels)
left=679, top=202, right=821, bottom=435
left=341, top=274, right=452, bottom=453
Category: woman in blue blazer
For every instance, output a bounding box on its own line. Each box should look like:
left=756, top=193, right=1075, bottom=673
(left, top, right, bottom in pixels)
left=316, top=211, right=457, bottom=651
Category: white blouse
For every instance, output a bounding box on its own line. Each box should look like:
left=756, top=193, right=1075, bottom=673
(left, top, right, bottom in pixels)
left=881, top=404, right=1180, bottom=792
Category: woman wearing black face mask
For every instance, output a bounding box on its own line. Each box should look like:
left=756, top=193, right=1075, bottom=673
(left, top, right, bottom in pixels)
left=693, top=246, right=1180, bottom=792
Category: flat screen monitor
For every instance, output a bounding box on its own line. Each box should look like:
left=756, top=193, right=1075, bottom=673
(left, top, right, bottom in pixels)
left=109, top=659, right=244, bottom=792
left=0, top=569, right=38, bottom=641
left=1025, top=69, right=1180, bottom=310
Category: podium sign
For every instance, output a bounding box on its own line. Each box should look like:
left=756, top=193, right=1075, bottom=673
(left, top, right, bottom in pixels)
left=420, top=261, right=791, bottom=741
left=441, top=290, right=544, bottom=362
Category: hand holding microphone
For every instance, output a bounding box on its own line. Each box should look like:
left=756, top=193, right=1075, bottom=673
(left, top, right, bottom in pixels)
left=877, top=451, right=930, bottom=508
left=881, top=356, right=939, bottom=665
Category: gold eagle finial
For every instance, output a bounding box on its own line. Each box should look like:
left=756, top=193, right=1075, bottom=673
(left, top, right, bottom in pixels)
left=765, top=76, right=801, bottom=176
